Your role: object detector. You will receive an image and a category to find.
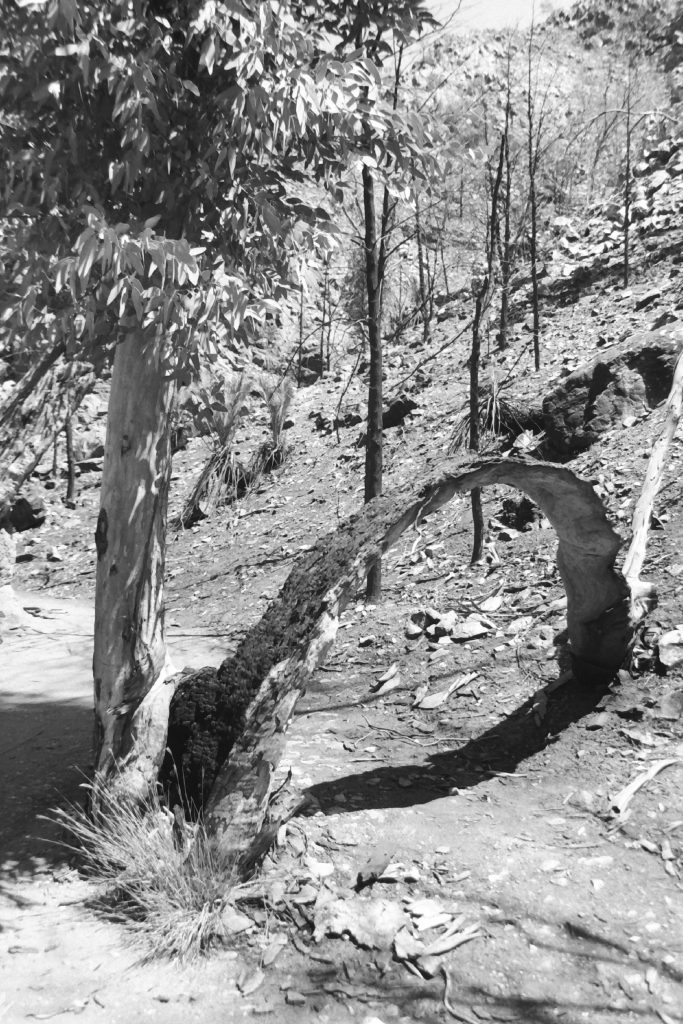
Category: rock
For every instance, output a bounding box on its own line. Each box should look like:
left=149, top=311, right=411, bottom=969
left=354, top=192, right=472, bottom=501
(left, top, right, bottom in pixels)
left=382, top=395, right=417, bottom=429
left=647, top=169, right=670, bottom=195
left=657, top=628, right=683, bottom=670
left=630, top=198, right=650, bottom=221
left=313, top=897, right=406, bottom=949
left=432, top=610, right=458, bottom=637
left=657, top=689, right=683, bottom=719
left=8, top=489, right=47, bottom=532
left=220, top=905, right=254, bottom=935
left=634, top=289, right=661, bottom=311
left=77, top=458, right=103, bottom=473
left=450, top=619, right=490, bottom=642
left=542, top=325, right=683, bottom=456
left=297, top=351, right=324, bottom=385
left=405, top=621, right=424, bottom=640
left=310, top=406, right=363, bottom=434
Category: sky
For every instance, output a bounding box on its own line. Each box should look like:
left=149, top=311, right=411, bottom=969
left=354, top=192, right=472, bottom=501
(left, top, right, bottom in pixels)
left=428, top=0, right=577, bottom=33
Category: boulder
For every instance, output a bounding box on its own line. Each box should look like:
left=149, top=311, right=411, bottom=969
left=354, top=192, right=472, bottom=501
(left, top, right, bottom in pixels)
left=542, top=325, right=683, bottom=456
left=8, top=488, right=47, bottom=532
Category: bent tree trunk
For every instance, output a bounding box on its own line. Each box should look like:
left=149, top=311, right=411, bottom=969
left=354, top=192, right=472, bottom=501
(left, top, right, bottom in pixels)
left=163, top=457, right=645, bottom=874
left=93, top=329, right=175, bottom=797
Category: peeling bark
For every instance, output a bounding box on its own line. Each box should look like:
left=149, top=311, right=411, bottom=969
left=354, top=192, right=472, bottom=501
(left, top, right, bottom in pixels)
left=93, top=330, right=175, bottom=797
left=165, top=457, right=641, bottom=873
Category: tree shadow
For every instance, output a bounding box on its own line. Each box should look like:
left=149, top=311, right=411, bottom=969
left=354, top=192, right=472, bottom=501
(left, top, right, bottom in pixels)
left=304, top=673, right=610, bottom=812
left=0, top=697, right=92, bottom=876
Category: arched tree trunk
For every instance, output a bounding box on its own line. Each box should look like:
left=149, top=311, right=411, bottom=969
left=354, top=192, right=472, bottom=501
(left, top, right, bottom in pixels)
left=93, top=329, right=176, bottom=798
left=163, top=457, right=649, bottom=874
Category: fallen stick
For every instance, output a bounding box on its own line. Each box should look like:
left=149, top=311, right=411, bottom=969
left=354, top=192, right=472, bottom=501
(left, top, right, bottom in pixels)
left=611, top=758, right=682, bottom=817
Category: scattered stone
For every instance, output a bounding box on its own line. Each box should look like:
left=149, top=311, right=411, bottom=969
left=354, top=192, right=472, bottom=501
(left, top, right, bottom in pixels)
left=220, top=905, right=254, bottom=935
left=657, top=689, right=683, bottom=720
left=647, top=169, right=670, bottom=194
left=634, top=289, right=661, bottom=311
left=658, top=628, right=683, bottom=670
left=313, top=897, right=407, bottom=949
left=405, top=621, right=423, bottom=640
left=450, top=619, right=490, bottom=642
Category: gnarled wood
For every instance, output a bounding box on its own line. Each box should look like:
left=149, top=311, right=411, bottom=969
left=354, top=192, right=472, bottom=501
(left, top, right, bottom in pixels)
left=164, top=457, right=641, bottom=873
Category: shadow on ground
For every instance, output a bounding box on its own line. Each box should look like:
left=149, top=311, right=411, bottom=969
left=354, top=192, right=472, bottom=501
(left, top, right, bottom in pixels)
left=0, top=698, right=92, bottom=873
left=304, top=674, right=610, bottom=812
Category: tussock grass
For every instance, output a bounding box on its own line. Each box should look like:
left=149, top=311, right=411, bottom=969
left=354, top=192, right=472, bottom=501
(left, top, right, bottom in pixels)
left=449, top=374, right=544, bottom=454
left=49, top=784, right=242, bottom=960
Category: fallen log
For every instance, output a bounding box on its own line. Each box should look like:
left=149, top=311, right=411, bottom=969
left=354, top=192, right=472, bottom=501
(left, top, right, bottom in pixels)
left=163, top=457, right=643, bottom=874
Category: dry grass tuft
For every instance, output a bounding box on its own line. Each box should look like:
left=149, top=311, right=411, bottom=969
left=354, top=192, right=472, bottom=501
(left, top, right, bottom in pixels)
left=48, top=784, right=242, bottom=960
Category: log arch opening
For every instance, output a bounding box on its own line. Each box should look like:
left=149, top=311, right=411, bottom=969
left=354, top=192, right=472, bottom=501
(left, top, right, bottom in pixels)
left=159, top=457, right=646, bottom=871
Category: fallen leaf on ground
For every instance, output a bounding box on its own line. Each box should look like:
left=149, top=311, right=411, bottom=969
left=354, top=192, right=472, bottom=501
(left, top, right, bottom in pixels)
left=237, top=968, right=265, bottom=995
left=313, top=897, right=406, bottom=949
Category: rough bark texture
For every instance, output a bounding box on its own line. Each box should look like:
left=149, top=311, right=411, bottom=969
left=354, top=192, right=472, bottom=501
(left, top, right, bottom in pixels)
left=93, top=331, right=175, bottom=795
left=164, top=457, right=642, bottom=873
left=0, top=351, right=94, bottom=521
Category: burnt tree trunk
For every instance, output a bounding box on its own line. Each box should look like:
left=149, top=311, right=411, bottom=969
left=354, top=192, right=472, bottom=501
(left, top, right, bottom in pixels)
left=363, top=162, right=383, bottom=600
left=470, top=136, right=505, bottom=562
left=164, top=457, right=646, bottom=875
left=93, top=329, right=176, bottom=798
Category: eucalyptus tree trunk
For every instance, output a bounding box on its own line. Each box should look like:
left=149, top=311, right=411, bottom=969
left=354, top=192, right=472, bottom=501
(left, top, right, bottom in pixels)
left=93, top=329, right=175, bottom=798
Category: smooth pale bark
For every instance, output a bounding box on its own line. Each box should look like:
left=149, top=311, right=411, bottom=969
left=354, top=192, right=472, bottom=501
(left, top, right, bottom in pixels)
left=622, top=347, right=683, bottom=613
left=93, top=330, right=175, bottom=797
left=0, top=350, right=94, bottom=520
left=201, top=457, right=641, bottom=873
